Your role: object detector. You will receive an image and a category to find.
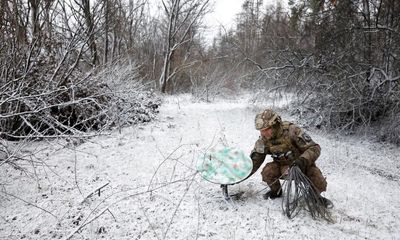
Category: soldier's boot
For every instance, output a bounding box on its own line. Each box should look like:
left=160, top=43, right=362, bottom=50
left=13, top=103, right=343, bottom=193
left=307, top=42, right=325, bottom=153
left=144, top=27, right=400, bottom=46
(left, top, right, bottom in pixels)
left=263, top=189, right=282, bottom=200
left=319, top=196, right=333, bottom=209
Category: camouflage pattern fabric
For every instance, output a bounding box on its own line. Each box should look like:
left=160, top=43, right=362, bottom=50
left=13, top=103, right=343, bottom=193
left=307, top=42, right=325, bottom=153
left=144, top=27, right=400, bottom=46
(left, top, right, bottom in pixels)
left=250, top=121, right=327, bottom=194
left=255, top=109, right=281, bottom=130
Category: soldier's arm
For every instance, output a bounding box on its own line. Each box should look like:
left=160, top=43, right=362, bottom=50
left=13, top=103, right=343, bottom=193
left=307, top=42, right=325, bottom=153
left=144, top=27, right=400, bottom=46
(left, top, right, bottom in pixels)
left=249, top=138, right=268, bottom=176
left=289, top=125, right=321, bottom=166
left=239, top=138, right=268, bottom=182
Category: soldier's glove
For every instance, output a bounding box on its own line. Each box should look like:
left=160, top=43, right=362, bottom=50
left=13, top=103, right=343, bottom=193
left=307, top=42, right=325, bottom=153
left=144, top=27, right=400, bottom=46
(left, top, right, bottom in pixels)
left=292, top=158, right=306, bottom=173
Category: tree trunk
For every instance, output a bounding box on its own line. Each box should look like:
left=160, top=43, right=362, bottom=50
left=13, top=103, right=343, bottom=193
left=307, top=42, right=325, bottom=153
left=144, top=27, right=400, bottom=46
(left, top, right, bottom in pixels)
left=104, top=0, right=109, bottom=64
left=160, top=0, right=178, bottom=94
left=82, top=0, right=98, bottom=66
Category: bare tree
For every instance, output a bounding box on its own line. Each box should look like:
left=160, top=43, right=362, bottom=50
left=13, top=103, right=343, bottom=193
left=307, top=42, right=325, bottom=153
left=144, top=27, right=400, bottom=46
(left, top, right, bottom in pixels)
left=158, top=0, right=210, bottom=93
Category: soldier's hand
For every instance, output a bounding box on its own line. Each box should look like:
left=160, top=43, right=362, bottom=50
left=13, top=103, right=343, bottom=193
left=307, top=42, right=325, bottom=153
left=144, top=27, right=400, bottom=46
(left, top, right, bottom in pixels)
left=292, top=158, right=306, bottom=173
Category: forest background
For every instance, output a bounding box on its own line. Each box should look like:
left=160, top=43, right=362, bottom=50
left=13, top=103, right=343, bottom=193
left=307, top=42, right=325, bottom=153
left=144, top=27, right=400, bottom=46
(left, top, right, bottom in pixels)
left=1, top=0, right=400, bottom=146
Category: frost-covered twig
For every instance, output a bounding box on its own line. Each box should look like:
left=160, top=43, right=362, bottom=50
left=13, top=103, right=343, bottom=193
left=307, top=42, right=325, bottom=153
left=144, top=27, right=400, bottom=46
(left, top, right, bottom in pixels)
left=63, top=175, right=198, bottom=240
left=139, top=198, right=161, bottom=240
left=163, top=172, right=198, bottom=239
left=73, top=145, right=82, bottom=195
left=1, top=191, right=58, bottom=220
left=148, top=143, right=195, bottom=191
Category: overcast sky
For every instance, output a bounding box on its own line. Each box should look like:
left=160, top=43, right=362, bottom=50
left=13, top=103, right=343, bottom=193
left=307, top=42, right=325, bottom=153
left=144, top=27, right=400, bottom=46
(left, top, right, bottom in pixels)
left=206, top=0, right=243, bottom=28
left=203, top=0, right=284, bottom=44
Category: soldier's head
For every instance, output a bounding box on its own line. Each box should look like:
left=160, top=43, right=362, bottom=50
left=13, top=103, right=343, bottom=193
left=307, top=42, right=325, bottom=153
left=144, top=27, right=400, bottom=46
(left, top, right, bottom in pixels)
left=255, top=109, right=282, bottom=139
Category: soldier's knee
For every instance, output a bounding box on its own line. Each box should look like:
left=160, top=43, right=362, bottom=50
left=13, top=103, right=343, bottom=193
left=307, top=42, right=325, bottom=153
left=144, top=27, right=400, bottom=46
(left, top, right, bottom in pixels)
left=261, top=163, right=280, bottom=182
left=313, top=176, right=327, bottom=193
left=307, top=167, right=327, bottom=193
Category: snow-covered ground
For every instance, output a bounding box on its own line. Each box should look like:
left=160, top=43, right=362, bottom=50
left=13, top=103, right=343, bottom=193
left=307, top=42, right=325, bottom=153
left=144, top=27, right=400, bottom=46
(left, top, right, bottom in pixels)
left=1, top=93, right=399, bottom=240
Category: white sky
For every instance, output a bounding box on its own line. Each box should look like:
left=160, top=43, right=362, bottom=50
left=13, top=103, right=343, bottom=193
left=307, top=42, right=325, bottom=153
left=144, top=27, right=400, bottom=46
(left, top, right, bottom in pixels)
left=203, top=0, right=284, bottom=44
left=207, top=0, right=285, bottom=24
left=206, top=0, right=243, bottom=28
left=202, top=0, right=244, bottom=43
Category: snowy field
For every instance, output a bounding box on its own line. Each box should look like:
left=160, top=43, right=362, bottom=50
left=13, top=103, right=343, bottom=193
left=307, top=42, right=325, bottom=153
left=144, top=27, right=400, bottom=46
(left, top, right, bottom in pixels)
left=1, top=93, right=400, bottom=240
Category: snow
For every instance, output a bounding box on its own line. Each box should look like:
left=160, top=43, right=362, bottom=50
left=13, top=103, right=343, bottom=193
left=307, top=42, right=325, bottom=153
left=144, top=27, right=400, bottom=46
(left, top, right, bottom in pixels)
left=1, top=93, right=400, bottom=240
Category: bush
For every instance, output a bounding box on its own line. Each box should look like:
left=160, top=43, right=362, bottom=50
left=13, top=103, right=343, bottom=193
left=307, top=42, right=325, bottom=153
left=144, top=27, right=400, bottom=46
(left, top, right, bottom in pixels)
left=0, top=60, right=160, bottom=139
left=377, top=112, right=400, bottom=145
left=287, top=60, right=400, bottom=145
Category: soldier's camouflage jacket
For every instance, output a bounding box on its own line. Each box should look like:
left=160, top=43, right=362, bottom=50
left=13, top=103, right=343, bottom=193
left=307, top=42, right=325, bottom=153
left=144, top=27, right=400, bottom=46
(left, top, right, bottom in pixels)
left=250, top=121, right=321, bottom=172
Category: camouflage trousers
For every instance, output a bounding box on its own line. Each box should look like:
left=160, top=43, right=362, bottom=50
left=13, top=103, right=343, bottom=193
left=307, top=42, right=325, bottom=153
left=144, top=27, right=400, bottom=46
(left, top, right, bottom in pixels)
left=261, top=161, right=327, bottom=194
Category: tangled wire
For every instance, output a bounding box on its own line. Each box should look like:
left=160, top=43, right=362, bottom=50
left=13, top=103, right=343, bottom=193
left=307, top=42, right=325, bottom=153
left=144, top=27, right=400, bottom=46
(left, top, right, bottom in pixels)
left=281, top=166, right=333, bottom=223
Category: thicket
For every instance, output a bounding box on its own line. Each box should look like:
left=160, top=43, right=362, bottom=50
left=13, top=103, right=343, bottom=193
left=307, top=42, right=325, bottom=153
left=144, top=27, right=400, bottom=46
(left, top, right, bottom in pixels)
left=0, top=0, right=166, bottom=140
left=289, top=0, right=400, bottom=142
left=207, top=0, right=400, bottom=144
left=0, top=0, right=162, bottom=170
left=0, top=57, right=160, bottom=139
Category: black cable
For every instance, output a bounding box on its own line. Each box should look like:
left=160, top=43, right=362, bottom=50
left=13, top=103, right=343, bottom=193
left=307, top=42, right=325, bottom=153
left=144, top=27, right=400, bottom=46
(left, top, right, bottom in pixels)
left=281, top=166, right=333, bottom=223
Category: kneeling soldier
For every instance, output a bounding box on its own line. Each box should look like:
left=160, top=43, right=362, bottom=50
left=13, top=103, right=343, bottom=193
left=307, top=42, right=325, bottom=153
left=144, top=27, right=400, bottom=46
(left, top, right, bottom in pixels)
left=249, top=108, right=332, bottom=208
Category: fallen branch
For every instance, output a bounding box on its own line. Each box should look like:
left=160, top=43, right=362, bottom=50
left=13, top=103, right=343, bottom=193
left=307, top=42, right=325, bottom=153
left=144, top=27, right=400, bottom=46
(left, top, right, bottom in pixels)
left=80, top=182, right=110, bottom=204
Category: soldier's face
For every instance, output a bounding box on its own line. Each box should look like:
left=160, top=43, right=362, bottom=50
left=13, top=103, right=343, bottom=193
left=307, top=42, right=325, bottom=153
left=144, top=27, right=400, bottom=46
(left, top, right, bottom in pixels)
left=260, top=127, right=273, bottom=139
